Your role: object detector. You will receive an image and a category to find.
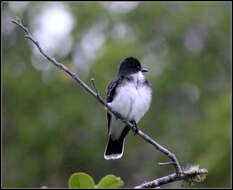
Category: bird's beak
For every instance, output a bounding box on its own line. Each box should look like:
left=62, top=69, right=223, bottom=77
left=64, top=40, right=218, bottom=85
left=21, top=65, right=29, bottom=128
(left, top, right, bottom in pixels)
left=141, top=68, right=149, bottom=72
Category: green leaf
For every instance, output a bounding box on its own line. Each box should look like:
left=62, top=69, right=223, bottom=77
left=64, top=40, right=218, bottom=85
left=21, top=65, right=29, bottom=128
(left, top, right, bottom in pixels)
left=68, top=172, right=95, bottom=188
left=96, top=174, right=124, bottom=188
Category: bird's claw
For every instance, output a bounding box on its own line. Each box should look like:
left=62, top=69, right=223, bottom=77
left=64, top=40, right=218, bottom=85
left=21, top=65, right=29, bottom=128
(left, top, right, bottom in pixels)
left=131, top=121, right=138, bottom=135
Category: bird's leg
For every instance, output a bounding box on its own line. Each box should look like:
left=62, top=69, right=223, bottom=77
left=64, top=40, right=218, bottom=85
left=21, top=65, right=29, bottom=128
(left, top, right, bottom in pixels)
left=130, top=120, right=138, bottom=135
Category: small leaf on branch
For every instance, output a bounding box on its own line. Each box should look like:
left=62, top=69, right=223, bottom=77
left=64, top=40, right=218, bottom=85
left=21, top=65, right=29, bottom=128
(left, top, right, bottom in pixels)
left=96, top=174, right=124, bottom=188
left=68, top=172, right=95, bottom=188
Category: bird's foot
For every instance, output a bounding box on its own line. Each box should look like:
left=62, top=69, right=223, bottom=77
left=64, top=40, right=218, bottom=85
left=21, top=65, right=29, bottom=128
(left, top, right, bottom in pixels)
left=130, top=120, right=138, bottom=135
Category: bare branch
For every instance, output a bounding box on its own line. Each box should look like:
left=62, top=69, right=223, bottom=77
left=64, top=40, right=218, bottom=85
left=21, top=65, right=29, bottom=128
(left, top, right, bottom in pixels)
left=12, top=18, right=208, bottom=188
left=135, top=168, right=208, bottom=188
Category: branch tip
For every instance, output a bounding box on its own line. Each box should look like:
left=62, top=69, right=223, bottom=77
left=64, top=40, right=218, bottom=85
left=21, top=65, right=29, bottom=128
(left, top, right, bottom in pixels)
left=158, top=161, right=176, bottom=166
left=90, top=78, right=100, bottom=96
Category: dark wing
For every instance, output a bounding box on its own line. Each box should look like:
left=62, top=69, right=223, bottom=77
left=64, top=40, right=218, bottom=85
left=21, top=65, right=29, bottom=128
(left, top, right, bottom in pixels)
left=106, top=76, right=123, bottom=134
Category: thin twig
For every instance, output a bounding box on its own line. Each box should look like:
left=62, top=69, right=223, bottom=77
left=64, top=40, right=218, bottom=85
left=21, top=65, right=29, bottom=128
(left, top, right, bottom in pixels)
left=90, top=78, right=99, bottom=94
left=12, top=18, right=208, bottom=187
left=90, top=78, right=101, bottom=99
left=158, top=161, right=176, bottom=166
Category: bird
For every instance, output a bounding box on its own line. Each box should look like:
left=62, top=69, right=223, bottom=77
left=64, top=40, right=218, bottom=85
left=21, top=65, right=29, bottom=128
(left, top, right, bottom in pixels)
left=104, top=56, right=152, bottom=160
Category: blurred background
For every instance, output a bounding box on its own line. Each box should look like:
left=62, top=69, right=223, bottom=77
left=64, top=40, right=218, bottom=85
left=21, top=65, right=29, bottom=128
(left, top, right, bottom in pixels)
left=2, top=2, right=232, bottom=188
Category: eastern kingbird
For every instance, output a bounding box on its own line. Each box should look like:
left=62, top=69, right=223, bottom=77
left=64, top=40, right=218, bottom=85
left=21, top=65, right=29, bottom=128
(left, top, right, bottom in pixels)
left=104, top=56, right=152, bottom=160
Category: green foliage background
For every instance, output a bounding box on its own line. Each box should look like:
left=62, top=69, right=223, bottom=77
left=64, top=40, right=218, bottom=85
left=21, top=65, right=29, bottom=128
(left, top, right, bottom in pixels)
left=2, top=2, right=231, bottom=188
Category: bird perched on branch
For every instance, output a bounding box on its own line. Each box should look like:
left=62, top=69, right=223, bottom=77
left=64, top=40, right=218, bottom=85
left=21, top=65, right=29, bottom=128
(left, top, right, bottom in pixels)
left=104, top=56, right=152, bottom=160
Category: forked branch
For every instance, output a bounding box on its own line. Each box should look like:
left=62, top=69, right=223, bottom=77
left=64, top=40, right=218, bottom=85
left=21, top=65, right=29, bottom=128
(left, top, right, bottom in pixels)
left=135, top=167, right=208, bottom=188
left=12, top=17, right=208, bottom=188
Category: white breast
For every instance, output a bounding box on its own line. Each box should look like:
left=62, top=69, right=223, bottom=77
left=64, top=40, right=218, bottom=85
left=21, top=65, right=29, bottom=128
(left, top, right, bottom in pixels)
left=109, top=72, right=152, bottom=123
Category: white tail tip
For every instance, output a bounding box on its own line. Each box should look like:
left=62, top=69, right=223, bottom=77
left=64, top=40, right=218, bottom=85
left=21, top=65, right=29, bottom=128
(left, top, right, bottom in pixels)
left=104, top=153, right=123, bottom=160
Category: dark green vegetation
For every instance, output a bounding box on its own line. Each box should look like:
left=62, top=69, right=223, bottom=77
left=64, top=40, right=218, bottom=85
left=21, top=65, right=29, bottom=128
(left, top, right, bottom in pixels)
left=2, top=2, right=231, bottom=188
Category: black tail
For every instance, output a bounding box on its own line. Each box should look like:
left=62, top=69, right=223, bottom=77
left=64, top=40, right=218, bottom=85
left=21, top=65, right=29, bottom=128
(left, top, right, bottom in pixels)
left=104, top=135, right=124, bottom=160
left=104, top=126, right=130, bottom=160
